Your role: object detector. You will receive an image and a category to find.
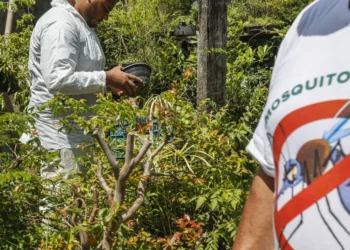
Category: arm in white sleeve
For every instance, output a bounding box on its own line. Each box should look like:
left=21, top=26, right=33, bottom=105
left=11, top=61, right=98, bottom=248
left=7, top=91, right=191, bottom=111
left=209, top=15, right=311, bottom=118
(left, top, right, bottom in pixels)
left=40, top=21, right=106, bottom=95
left=246, top=111, right=276, bottom=178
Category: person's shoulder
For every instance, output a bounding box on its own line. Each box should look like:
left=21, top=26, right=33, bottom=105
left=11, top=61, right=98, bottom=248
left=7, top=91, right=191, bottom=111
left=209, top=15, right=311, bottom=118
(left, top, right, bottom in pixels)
left=35, top=7, right=78, bottom=33
left=36, top=7, right=76, bottom=27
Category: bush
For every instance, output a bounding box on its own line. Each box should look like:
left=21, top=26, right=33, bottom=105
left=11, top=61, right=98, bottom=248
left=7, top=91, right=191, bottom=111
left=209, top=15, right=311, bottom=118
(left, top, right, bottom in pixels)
left=0, top=0, right=311, bottom=249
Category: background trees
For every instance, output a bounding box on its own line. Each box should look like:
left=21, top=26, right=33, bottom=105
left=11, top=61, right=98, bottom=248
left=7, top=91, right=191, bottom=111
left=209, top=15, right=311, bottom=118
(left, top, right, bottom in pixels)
left=0, top=0, right=312, bottom=249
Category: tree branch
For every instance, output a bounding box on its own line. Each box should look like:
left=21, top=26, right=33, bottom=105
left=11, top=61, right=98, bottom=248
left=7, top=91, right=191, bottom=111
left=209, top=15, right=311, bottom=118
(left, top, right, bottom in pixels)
left=5, top=143, right=17, bottom=157
left=96, top=132, right=168, bottom=249
left=122, top=159, right=151, bottom=222
left=70, top=198, right=90, bottom=250
left=121, top=137, right=164, bottom=221
left=133, top=139, right=152, bottom=167
left=79, top=198, right=88, bottom=222
left=88, top=189, right=99, bottom=224
left=151, top=138, right=168, bottom=158
left=1, top=93, right=14, bottom=113
left=114, top=133, right=133, bottom=204
left=124, top=133, right=134, bottom=168
left=93, top=129, right=120, bottom=178
left=97, top=161, right=113, bottom=206
left=9, top=147, right=37, bottom=169
left=62, top=218, right=74, bottom=228
left=70, top=203, right=79, bottom=226
left=114, top=134, right=152, bottom=204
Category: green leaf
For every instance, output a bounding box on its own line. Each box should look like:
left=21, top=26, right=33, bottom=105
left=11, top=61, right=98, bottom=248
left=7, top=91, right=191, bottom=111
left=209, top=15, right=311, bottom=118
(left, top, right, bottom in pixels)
left=196, top=196, right=207, bottom=210
left=210, top=199, right=218, bottom=211
left=231, top=198, right=239, bottom=210
left=98, top=208, right=109, bottom=219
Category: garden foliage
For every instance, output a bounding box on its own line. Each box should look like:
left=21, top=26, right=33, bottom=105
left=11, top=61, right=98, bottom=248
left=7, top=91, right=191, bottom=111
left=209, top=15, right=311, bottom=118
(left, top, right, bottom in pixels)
left=0, top=0, right=311, bottom=249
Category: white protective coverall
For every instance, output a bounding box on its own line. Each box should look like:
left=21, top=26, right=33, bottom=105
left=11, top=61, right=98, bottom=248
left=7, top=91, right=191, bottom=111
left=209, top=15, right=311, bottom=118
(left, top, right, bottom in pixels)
left=28, top=0, right=107, bottom=177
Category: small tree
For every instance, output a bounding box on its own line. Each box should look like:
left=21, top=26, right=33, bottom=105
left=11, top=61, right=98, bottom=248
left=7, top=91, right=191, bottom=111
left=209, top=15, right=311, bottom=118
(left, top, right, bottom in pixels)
left=35, top=93, right=178, bottom=249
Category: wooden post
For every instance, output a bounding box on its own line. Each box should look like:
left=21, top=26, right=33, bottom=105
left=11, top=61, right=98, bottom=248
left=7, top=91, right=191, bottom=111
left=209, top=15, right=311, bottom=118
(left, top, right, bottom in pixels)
left=4, top=0, right=16, bottom=35
left=197, top=0, right=228, bottom=109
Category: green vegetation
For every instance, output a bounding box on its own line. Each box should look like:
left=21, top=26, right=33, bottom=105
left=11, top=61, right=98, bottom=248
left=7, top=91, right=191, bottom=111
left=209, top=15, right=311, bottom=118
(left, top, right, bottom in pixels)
left=0, top=0, right=310, bottom=249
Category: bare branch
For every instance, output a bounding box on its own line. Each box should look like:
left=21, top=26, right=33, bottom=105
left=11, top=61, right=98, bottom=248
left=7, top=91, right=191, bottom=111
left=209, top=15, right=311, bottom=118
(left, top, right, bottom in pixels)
left=5, top=143, right=17, bottom=158
left=97, top=226, right=116, bottom=250
left=70, top=198, right=90, bottom=249
left=121, top=195, right=144, bottom=222
left=93, top=129, right=120, bottom=178
left=124, top=133, right=134, bottom=167
left=133, top=139, right=152, bottom=167
left=122, top=157, right=152, bottom=222
left=151, top=138, right=168, bottom=158
left=76, top=198, right=88, bottom=222
left=79, top=231, right=90, bottom=250
left=114, top=134, right=134, bottom=204
left=70, top=198, right=86, bottom=226
left=121, top=135, right=169, bottom=220
left=134, top=133, right=144, bottom=143
left=2, top=93, right=14, bottom=113
left=114, top=180, right=125, bottom=204
left=88, top=189, right=99, bottom=224
left=96, top=241, right=103, bottom=250
left=97, top=161, right=113, bottom=205
left=62, top=218, right=74, bottom=228
left=114, top=134, right=151, bottom=204
left=95, top=131, right=168, bottom=247
left=9, top=147, right=37, bottom=169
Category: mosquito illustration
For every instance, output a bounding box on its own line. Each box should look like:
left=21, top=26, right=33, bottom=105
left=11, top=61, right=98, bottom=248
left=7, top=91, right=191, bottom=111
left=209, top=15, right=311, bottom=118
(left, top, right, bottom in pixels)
left=268, top=101, right=350, bottom=250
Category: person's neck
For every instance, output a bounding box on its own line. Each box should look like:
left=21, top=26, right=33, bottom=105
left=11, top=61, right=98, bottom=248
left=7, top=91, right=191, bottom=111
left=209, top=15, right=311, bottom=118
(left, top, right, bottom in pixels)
left=67, top=0, right=88, bottom=21
left=67, top=0, right=76, bottom=7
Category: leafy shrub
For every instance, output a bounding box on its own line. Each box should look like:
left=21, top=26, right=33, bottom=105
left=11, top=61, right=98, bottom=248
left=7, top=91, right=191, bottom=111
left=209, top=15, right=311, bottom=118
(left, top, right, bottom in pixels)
left=0, top=0, right=312, bottom=249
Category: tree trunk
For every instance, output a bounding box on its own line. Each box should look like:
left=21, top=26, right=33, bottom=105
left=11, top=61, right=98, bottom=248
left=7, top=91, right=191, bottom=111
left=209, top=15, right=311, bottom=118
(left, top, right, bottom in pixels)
left=1, top=0, right=16, bottom=156
left=2, top=93, right=14, bottom=112
left=197, top=0, right=228, bottom=109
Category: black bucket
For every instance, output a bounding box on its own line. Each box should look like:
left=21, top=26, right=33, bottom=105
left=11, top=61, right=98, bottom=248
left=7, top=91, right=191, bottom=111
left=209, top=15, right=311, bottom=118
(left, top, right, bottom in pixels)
left=122, top=63, right=152, bottom=96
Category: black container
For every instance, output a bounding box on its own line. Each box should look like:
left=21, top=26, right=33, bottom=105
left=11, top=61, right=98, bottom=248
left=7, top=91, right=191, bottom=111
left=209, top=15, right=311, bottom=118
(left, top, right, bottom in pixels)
left=173, top=22, right=196, bottom=37
left=122, top=63, right=152, bottom=96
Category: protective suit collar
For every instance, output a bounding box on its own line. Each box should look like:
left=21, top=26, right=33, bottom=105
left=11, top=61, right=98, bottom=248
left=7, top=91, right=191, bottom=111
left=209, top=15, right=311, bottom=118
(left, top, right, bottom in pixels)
left=51, top=0, right=79, bottom=15
left=51, top=0, right=90, bottom=29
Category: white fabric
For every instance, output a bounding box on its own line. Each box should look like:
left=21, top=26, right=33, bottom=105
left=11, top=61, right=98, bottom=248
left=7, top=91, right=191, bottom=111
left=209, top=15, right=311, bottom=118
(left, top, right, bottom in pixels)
left=40, top=147, right=87, bottom=179
left=247, top=0, right=350, bottom=249
left=28, top=0, right=106, bottom=150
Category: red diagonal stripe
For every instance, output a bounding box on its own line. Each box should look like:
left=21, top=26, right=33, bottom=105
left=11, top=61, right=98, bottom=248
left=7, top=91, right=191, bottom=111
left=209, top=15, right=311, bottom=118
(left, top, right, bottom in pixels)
left=273, top=100, right=347, bottom=192
left=271, top=99, right=350, bottom=249
left=275, top=156, right=350, bottom=235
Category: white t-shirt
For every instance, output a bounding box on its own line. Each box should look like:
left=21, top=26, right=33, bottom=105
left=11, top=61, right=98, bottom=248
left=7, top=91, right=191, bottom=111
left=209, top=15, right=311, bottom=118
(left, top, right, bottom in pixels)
left=246, top=0, right=350, bottom=249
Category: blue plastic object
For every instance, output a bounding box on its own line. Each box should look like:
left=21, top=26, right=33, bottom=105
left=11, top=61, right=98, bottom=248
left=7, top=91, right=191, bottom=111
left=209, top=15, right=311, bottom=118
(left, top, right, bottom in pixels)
left=109, top=121, right=128, bottom=159
left=109, top=118, right=163, bottom=159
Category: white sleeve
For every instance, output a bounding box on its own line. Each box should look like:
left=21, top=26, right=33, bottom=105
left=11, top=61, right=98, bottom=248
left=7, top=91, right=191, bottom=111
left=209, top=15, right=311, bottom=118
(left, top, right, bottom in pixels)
left=40, top=21, right=106, bottom=95
left=246, top=112, right=276, bottom=178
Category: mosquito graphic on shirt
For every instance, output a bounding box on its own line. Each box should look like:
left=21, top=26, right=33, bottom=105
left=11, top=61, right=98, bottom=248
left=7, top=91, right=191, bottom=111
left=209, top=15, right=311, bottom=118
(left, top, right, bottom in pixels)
left=267, top=101, right=350, bottom=250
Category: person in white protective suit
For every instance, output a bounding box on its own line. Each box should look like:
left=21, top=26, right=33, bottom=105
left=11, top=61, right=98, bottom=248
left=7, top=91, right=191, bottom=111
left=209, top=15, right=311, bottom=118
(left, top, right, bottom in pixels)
left=27, top=0, right=141, bottom=178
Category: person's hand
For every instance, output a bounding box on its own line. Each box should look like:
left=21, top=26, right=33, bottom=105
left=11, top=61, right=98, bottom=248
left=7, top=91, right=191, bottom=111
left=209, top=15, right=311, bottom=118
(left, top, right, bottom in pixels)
left=105, top=65, right=143, bottom=97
